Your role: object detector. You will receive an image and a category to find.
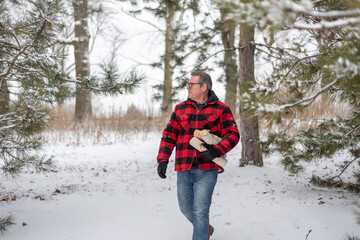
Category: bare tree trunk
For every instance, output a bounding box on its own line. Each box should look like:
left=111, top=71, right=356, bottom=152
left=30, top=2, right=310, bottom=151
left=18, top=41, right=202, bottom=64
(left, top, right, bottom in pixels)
left=162, top=0, right=175, bottom=115
left=238, top=21, right=263, bottom=167
left=0, top=79, right=10, bottom=114
left=220, top=9, right=238, bottom=115
left=73, top=0, right=91, bottom=122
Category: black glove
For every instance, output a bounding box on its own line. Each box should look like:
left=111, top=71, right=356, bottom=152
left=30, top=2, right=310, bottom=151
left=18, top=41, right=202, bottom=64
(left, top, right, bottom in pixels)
left=200, top=143, right=222, bottom=161
left=157, top=162, right=168, bottom=179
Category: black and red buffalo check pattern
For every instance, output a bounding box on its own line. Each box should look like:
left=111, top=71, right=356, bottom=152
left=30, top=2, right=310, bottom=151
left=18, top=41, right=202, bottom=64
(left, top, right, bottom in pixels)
left=157, top=98, right=239, bottom=172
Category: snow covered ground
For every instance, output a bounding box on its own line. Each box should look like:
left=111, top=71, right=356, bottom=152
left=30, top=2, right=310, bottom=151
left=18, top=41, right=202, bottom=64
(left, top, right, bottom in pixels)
left=1, top=132, right=359, bottom=240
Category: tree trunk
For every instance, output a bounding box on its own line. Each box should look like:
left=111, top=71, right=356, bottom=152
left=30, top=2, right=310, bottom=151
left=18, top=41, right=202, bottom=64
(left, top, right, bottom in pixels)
left=162, top=0, right=175, bottom=115
left=220, top=9, right=238, bottom=115
left=238, top=22, right=263, bottom=167
left=0, top=79, right=10, bottom=114
left=73, top=0, right=91, bottom=122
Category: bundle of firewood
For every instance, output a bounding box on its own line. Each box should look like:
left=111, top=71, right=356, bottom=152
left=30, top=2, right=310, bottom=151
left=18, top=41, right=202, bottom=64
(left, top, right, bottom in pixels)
left=189, top=129, right=227, bottom=168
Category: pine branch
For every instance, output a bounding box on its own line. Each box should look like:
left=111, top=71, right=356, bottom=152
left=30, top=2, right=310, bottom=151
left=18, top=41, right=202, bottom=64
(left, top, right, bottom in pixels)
left=283, top=53, right=325, bottom=82
left=0, top=215, right=15, bottom=234
left=276, top=78, right=340, bottom=111
left=346, top=124, right=360, bottom=136
left=292, top=18, right=360, bottom=30
left=344, top=235, right=360, bottom=240
left=272, top=0, right=360, bottom=30
left=0, top=23, right=21, bottom=49
left=0, top=46, right=28, bottom=78
left=78, top=65, right=146, bottom=96
left=283, top=5, right=360, bottom=19
left=0, top=19, right=52, bottom=78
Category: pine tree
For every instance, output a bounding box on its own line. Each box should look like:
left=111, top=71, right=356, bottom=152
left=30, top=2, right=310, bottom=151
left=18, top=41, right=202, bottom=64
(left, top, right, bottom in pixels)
left=1, top=0, right=70, bottom=175
left=1, top=0, right=144, bottom=176
left=0, top=0, right=144, bottom=233
left=220, top=0, right=360, bottom=192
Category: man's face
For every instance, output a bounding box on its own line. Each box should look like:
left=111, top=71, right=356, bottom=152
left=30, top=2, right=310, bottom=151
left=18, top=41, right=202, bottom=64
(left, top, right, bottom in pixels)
left=187, top=76, right=206, bottom=101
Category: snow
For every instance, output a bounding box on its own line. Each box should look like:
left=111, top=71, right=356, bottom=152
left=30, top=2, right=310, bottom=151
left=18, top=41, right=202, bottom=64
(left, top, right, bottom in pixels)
left=1, top=133, right=359, bottom=240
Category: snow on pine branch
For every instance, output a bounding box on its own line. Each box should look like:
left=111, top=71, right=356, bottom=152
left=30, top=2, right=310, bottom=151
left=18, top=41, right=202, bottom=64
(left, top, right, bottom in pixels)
left=285, top=6, right=360, bottom=19
left=220, top=0, right=360, bottom=30
left=292, top=18, right=360, bottom=30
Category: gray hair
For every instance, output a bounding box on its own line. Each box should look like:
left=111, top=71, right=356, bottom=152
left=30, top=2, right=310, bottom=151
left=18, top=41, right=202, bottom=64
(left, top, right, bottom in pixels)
left=191, top=71, right=212, bottom=91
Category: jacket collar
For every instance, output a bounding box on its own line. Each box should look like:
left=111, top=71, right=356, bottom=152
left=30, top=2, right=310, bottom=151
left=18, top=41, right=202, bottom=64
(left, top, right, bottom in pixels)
left=187, top=90, right=219, bottom=106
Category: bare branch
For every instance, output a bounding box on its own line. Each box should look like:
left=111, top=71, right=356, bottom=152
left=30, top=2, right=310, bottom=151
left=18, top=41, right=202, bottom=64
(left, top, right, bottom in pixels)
left=120, top=9, right=164, bottom=33
left=174, top=33, right=218, bottom=68
left=116, top=53, right=156, bottom=67
left=305, top=230, right=312, bottom=240
left=332, top=158, right=358, bottom=180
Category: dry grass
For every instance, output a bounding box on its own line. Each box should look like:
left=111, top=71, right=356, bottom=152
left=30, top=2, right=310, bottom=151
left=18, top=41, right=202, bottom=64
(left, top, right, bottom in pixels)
left=42, top=103, right=168, bottom=145
left=259, top=95, right=353, bottom=135
left=42, top=96, right=353, bottom=145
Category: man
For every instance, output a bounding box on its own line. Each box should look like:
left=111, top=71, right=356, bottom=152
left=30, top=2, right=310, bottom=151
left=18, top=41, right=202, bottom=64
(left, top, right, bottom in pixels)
left=157, top=71, right=239, bottom=240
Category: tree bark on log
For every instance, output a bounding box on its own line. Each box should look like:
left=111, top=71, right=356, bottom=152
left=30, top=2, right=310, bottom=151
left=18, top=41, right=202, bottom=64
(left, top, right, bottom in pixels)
left=190, top=129, right=228, bottom=168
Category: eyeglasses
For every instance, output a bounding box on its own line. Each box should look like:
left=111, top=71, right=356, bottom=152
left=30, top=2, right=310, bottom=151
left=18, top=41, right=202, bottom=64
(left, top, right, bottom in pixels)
left=187, top=82, right=202, bottom=88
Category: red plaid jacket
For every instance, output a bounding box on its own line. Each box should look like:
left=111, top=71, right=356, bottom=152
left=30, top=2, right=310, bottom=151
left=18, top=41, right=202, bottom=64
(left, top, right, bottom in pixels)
left=157, top=91, right=239, bottom=172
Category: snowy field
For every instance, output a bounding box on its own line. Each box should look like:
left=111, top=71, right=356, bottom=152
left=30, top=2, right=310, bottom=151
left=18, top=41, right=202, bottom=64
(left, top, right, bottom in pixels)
left=1, top=132, right=359, bottom=240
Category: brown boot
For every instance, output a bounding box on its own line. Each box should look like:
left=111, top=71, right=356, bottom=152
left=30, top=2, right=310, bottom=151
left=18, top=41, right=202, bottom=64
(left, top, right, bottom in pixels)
left=207, top=225, right=214, bottom=240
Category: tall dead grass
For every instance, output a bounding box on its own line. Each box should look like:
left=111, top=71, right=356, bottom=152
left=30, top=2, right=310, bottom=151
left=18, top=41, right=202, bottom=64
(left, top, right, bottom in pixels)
left=42, top=103, right=168, bottom=145
left=260, top=95, right=353, bottom=135
left=42, top=96, right=353, bottom=145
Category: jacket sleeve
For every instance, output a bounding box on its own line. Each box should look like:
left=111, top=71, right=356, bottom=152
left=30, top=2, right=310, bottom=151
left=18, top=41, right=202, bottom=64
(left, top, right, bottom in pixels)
left=215, top=107, right=240, bottom=155
left=157, top=111, right=179, bottom=164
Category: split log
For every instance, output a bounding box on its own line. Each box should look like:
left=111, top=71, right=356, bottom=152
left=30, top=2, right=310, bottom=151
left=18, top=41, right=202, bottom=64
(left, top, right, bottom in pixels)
left=190, top=130, right=228, bottom=168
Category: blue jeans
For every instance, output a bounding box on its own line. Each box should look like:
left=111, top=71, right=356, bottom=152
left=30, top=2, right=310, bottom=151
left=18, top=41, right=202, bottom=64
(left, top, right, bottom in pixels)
left=177, top=168, right=218, bottom=240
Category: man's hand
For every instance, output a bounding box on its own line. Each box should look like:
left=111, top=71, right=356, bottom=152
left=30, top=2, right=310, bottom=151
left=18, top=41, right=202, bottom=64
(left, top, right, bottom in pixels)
left=200, top=143, right=222, bottom=161
left=157, top=162, right=168, bottom=179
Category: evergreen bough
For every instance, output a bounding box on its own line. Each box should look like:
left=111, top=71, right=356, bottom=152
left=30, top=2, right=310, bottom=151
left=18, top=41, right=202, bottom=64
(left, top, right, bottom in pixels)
left=1, top=0, right=145, bottom=175
left=1, top=0, right=145, bottom=234
left=0, top=215, right=15, bottom=234
left=220, top=0, right=360, bottom=192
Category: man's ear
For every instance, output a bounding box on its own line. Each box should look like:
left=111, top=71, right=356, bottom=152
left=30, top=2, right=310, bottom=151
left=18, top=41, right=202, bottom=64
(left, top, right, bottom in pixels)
left=201, top=84, right=208, bottom=92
